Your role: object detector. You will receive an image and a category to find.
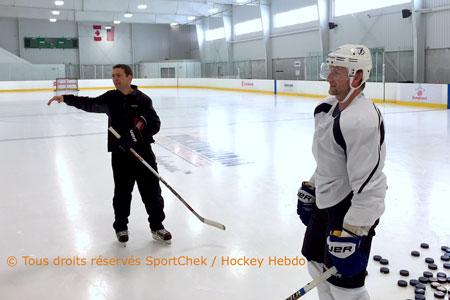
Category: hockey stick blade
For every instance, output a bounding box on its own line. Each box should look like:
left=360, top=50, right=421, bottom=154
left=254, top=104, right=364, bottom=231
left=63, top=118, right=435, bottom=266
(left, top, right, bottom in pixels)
left=108, top=127, right=226, bottom=231
left=202, top=218, right=226, bottom=230
left=285, top=266, right=337, bottom=299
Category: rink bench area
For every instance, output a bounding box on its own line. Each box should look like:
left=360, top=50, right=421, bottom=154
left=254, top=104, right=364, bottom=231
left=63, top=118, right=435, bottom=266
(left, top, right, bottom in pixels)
left=0, top=78, right=448, bottom=109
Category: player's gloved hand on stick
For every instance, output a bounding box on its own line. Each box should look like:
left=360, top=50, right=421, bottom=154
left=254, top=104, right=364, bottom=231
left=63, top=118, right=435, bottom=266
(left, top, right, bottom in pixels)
left=327, top=230, right=368, bottom=278
left=117, top=129, right=138, bottom=152
left=133, top=117, right=145, bottom=131
left=297, top=181, right=315, bottom=226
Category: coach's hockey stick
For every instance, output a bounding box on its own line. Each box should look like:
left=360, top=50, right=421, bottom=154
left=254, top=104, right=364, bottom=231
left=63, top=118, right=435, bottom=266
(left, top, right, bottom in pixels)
left=108, top=127, right=226, bottom=231
left=285, top=266, right=337, bottom=299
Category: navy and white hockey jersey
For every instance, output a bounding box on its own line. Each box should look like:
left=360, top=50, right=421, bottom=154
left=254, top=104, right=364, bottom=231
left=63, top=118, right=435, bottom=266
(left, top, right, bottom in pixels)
left=311, top=93, right=386, bottom=227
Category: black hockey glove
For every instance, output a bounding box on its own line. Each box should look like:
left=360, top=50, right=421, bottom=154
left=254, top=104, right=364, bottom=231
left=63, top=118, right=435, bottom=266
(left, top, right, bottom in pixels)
left=117, top=129, right=138, bottom=152
left=327, top=231, right=368, bottom=278
left=297, top=181, right=315, bottom=226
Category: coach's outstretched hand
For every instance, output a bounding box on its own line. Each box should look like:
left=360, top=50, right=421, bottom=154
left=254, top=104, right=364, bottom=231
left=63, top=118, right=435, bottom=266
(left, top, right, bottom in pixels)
left=47, top=95, right=64, bottom=106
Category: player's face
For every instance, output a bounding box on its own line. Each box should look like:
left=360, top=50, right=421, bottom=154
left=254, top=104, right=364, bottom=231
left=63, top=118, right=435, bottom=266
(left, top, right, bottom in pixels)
left=112, top=68, right=132, bottom=90
left=327, top=66, right=350, bottom=99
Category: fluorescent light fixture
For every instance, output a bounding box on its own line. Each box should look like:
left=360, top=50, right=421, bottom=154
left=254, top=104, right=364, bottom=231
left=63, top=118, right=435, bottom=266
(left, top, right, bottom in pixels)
left=208, top=8, right=219, bottom=14
left=234, top=18, right=262, bottom=36
left=273, top=5, right=318, bottom=28
left=334, top=0, right=410, bottom=16
left=137, top=4, right=147, bottom=10
left=187, top=16, right=196, bottom=21
left=51, top=10, right=60, bottom=15
left=49, top=18, right=57, bottom=22
left=54, top=0, right=64, bottom=6
left=124, top=13, right=133, bottom=18
left=105, top=25, right=112, bottom=30
left=205, top=27, right=225, bottom=41
left=113, top=20, right=121, bottom=24
left=236, top=0, right=248, bottom=4
left=170, top=22, right=178, bottom=27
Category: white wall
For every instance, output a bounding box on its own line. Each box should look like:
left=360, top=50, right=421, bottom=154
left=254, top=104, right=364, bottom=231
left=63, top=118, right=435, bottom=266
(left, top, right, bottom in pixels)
left=78, top=22, right=132, bottom=65
left=272, top=31, right=321, bottom=58
left=228, top=0, right=323, bottom=62
left=425, top=0, right=450, bottom=49
left=233, top=40, right=266, bottom=61
left=18, top=18, right=79, bottom=64
left=0, top=63, right=64, bottom=81
left=201, top=16, right=228, bottom=62
left=132, top=24, right=199, bottom=63
left=132, top=24, right=170, bottom=62
left=330, top=4, right=413, bottom=51
left=271, top=0, right=318, bottom=35
left=0, top=18, right=19, bottom=56
left=168, top=25, right=200, bottom=60
left=140, top=61, right=201, bottom=78
left=0, top=18, right=198, bottom=66
left=203, top=39, right=228, bottom=62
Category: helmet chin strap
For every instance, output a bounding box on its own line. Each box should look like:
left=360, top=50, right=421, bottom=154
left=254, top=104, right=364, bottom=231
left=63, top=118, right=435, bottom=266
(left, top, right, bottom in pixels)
left=339, top=77, right=364, bottom=104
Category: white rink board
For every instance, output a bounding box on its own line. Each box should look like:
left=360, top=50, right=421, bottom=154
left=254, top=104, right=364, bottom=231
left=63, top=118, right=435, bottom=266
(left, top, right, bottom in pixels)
left=179, top=78, right=275, bottom=93
left=0, top=78, right=447, bottom=107
left=397, top=83, right=447, bottom=105
left=0, top=80, right=54, bottom=90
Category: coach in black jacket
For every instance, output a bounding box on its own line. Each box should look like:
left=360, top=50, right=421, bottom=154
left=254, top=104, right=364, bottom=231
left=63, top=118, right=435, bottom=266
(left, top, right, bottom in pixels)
left=48, top=64, right=172, bottom=244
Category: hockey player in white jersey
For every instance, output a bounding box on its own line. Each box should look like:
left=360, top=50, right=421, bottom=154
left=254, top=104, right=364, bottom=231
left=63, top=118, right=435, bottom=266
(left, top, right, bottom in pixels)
left=297, top=44, right=386, bottom=300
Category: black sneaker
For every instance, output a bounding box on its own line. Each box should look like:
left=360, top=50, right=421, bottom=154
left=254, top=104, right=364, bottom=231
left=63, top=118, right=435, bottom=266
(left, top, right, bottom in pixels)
left=151, top=228, right=172, bottom=244
left=116, top=230, right=129, bottom=243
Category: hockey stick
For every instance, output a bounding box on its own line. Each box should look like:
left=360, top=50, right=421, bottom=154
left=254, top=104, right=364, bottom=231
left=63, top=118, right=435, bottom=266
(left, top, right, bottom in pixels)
left=108, top=127, right=226, bottom=231
left=285, top=266, right=337, bottom=299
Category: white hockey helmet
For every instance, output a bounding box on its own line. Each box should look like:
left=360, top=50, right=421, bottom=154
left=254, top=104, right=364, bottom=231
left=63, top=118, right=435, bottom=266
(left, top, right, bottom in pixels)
left=320, top=44, right=372, bottom=84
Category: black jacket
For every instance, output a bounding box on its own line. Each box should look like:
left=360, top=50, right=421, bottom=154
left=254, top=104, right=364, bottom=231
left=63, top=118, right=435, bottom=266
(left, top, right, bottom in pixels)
left=64, top=85, right=161, bottom=152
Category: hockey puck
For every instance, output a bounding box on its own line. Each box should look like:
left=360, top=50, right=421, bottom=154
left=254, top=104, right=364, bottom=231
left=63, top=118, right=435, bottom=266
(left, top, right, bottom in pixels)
left=431, top=282, right=441, bottom=289
left=415, top=288, right=425, bottom=295
left=419, top=276, right=429, bottom=283
left=437, top=272, right=447, bottom=278
left=380, top=258, right=389, bottom=265
left=397, top=279, right=408, bottom=287
left=445, top=263, right=450, bottom=269
left=424, top=271, right=434, bottom=278
left=415, top=295, right=425, bottom=300
left=436, top=286, right=447, bottom=293
left=421, top=243, right=429, bottom=249
left=373, top=255, right=382, bottom=261
left=426, top=257, right=435, bottom=264
left=410, top=279, right=419, bottom=286
left=438, top=277, right=447, bottom=284
left=434, top=291, right=445, bottom=299
left=412, top=250, right=421, bottom=257
left=400, top=269, right=410, bottom=277
left=442, top=246, right=449, bottom=251
left=447, top=276, right=450, bottom=283
left=380, top=267, right=389, bottom=274
left=415, top=283, right=426, bottom=290
left=441, top=255, right=450, bottom=262
left=429, top=263, right=438, bottom=270
left=429, top=277, right=438, bottom=283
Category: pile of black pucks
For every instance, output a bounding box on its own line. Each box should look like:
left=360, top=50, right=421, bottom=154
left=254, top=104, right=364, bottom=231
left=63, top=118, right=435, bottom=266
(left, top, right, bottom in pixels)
left=373, top=243, right=450, bottom=299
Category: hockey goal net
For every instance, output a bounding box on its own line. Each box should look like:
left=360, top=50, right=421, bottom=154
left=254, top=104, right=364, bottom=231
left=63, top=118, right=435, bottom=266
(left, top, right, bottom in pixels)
left=54, top=78, right=79, bottom=95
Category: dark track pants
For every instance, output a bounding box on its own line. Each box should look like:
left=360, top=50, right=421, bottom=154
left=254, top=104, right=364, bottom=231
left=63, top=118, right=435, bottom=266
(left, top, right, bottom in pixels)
left=111, top=147, right=165, bottom=232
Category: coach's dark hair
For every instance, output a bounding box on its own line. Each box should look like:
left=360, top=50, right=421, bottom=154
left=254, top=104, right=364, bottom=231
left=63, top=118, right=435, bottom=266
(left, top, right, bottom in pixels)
left=113, top=64, right=133, bottom=77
